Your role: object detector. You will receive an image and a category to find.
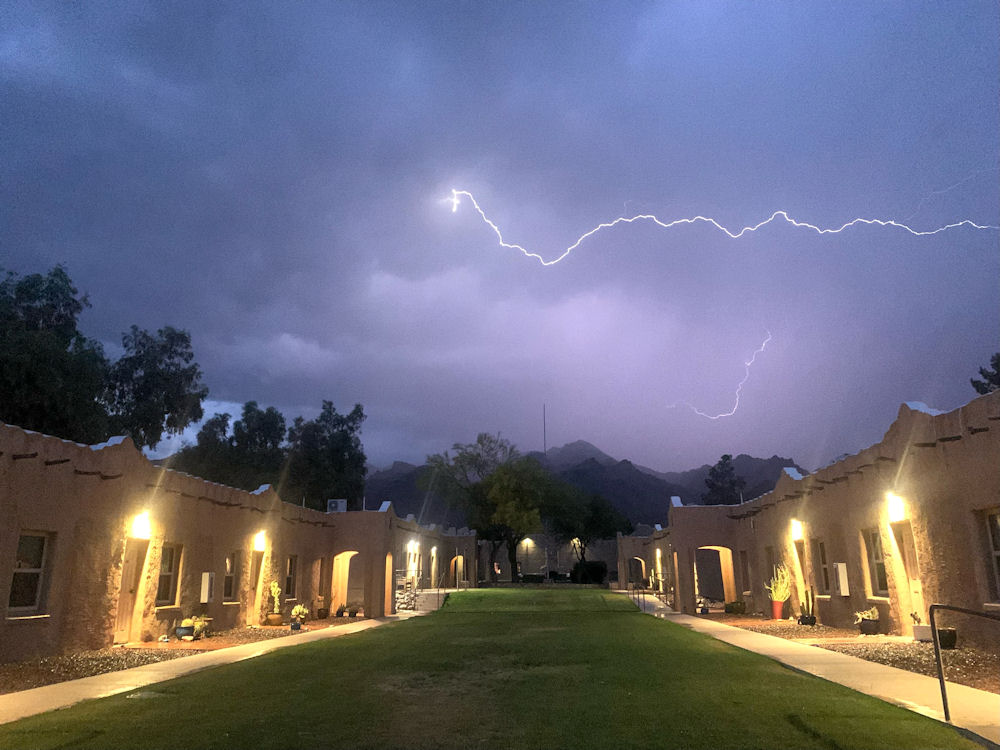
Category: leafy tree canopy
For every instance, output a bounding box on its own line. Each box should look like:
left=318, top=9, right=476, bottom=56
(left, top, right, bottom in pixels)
left=701, top=454, right=746, bottom=506
left=971, top=353, right=1000, bottom=395
left=0, top=265, right=206, bottom=449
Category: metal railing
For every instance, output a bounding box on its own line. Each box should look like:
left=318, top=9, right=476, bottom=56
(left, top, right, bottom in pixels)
left=928, top=603, right=1000, bottom=722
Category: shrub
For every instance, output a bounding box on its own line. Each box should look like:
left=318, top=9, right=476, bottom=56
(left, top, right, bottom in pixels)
left=724, top=601, right=746, bottom=614
left=571, top=560, right=607, bottom=584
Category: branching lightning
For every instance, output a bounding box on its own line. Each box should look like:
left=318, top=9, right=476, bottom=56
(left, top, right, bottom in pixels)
left=446, top=188, right=997, bottom=267
left=667, top=331, right=772, bottom=420
left=445, top=188, right=996, bottom=420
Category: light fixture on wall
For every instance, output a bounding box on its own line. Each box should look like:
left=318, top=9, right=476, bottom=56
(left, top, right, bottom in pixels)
left=886, top=492, right=907, bottom=523
left=252, top=530, right=267, bottom=552
left=129, top=511, right=152, bottom=540
left=790, top=519, right=804, bottom=542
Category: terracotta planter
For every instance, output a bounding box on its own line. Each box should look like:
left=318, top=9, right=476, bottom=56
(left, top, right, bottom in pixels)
left=771, top=600, right=785, bottom=620
left=265, top=613, right=284, bottom=626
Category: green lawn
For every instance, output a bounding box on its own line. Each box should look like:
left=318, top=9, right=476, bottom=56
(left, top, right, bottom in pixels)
left=0, top=589, right=981, bottom=749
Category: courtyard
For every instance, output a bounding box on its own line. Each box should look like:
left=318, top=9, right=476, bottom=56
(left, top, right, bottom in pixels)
left=0, top=589, right=984, bottom=749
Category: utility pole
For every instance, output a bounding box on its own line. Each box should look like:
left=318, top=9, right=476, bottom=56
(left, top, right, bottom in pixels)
left=543, top=403, right=547, bottom=458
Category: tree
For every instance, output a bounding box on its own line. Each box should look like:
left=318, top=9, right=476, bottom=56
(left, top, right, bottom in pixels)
left=424, top=433, right=519, bottom=582
left=172, top=402, right=286, bottom=491
left=0, top=265, right=208, bottom=450
left=0, top=266, right=109, bottom=443
left=971, top=353, right=1000, bottom=395
left=284, top=401, right=367, bottom=510
left=543, top=485, right=630, bottom=562
left=701, top=454, right=746, bottom=505
left=483, top=458, right=549, bottom=581
left=105, top=326, right=209, bottom=449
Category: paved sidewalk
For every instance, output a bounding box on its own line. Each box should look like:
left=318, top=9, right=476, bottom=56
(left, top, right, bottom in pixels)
left=0, top=613, right=421, bottom=726
left=624, top=591, right=999, bottom=746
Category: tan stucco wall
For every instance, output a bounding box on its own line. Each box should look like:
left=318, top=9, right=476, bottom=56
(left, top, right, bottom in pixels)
left=0, top=425, right=476, bottom=663
left=620, top=392, right=1000, bottom=636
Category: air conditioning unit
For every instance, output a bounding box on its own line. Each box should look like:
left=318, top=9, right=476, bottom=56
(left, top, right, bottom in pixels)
left=200, top=571, right=215, bottom=603
left=326, top=499, right=348, bottom=513
left=832, top=563, right=849, bottom=596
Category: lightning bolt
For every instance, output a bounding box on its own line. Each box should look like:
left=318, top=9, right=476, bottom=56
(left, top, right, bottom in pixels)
left=446, top=188, right=998, bottom=266
left=668, top=331, right=772, bottom=420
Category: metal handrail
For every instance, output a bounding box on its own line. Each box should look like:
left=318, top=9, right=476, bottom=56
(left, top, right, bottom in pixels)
left=928, top=603, right=1000, bottom=722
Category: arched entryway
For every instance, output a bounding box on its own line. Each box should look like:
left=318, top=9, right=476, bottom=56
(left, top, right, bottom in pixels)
left=332, top=551, right=359, bottom=612
left=449, top=555, right=466, bottom=586
left=694, top=545, right=737, bottom=606
left=628, top=556, right=647, bottom=585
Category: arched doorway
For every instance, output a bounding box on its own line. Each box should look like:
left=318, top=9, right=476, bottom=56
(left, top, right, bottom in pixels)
left=332, top=551, right=359, bottom=612
left=695, top=546, right=737, bottom=606
left=628, top=556, right=647, bottom=585
left=449, top=555, right=466, bottom=587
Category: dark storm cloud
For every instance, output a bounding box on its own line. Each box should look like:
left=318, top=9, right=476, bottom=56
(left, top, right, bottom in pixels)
left=2, top=1, right=997, bottom=471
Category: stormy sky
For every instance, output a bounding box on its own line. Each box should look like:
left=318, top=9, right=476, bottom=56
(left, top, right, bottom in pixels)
left=2, top=2, right=998, bottom=473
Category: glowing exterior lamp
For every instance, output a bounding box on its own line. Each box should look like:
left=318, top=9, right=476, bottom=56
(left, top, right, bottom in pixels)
left=887, top=492, right=907, bottom=523
left=431, top=546, right=437, bottom=557
left=130, top=511, right=152, bottom=540
left=790, top=519, right=804, bottom=542
left=252, top=530, right=267, bottom=552
left=655, top=548, right=662, bottom=560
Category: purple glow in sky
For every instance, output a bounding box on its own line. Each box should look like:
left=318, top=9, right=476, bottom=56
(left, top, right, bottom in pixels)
left=2, top=2, right=998, bottom=472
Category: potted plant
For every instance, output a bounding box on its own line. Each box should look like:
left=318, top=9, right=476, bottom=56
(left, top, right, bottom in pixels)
left=316, top=596, right=329, bottom=620
left=854, top=606, right=880, bottom=635
left=912, top=612, right=957, bottom=648
left=347, top=602, right=360, bottom=618
left=335, top=604, right=346, bottom=618
left=798, top=587, right=816, bottom=626
left=265, top=581, right=284, bottom=626
left=191, top=614, right=212, bottom=639
left=764, top=564, right=791, bottom=620
left=290, top=604, right=309, bottom=631
left=724, top=601, right=746, bottom=615
left=175, top=618, right=196, bottom=640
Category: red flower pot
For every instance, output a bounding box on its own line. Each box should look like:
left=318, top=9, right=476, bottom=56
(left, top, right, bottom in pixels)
left=771, top=600, right=785, bottom=620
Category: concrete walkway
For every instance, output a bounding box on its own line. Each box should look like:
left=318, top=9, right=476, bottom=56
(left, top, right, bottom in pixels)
left=0, top=613, right=422, bottom=726
left=624, top=591, right=999, bottom=746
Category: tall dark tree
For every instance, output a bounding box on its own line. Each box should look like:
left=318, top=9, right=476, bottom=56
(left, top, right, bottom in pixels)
left=701, top=454, right=746, bottom=505
left=545, top=489, right=631, bottom=562
left=0, top=266, right=109, bottom=442
left=483, top=458, right=549, bottom=581
left=105, top=326, right=209, bottom=449
left=0, top=266, right=208, bottom=449
left=172, top=402, right=286, bottom=491
left=284, top=401, right=367, bottom=510
left=971, top=353, right=1000, bottom=395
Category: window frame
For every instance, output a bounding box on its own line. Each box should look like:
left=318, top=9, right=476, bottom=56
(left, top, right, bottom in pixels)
left=986, top=510, right=1000, bottom=601
left=863, top=528, right=889, bottom=596
left=155, top=543, right=182, bottom=607
left=811, top=538, right=831, bottom=594
left=8, top=531, right=52, bottom=613
left=223, top=551, right=240, bottom=602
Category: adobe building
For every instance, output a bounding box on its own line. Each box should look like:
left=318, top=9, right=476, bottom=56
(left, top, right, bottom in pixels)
left=0, top=424, right=476, bottom=663
left=619, top=391, right=1000, bottom=637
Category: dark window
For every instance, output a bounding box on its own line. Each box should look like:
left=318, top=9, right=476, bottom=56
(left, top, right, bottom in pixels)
left=285, top=555, right=297, bottom=599
left=812, top=539, right=830, bottom=593
left=9, top=533, right=50, bottom=611
left=156, top=544, right=181, bottom=606
left=864, top=529, right=888, bottom=596
left=987, top=511, right=1000, bottom=600
left=223, top=552, right=239, bottom=601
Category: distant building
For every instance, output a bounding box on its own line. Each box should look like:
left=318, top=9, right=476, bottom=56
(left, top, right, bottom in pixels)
left=619, top=391, right=1000, bottom=639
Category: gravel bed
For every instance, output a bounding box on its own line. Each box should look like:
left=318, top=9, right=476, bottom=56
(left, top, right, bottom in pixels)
left=0, top=625, right=308, bottom=696
left=701, top=613, right=1000, bottom=695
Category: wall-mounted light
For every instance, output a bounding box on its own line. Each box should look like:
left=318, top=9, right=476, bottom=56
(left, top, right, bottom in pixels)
left=655, top=548, right=662, bottom=559
left=886, top=492, right=907, bottom=523
left=252, top=530, right=267, bottom=552
left=130, top=511, right=152, bottom=540
left=790, top=519, right=804, bottom=542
